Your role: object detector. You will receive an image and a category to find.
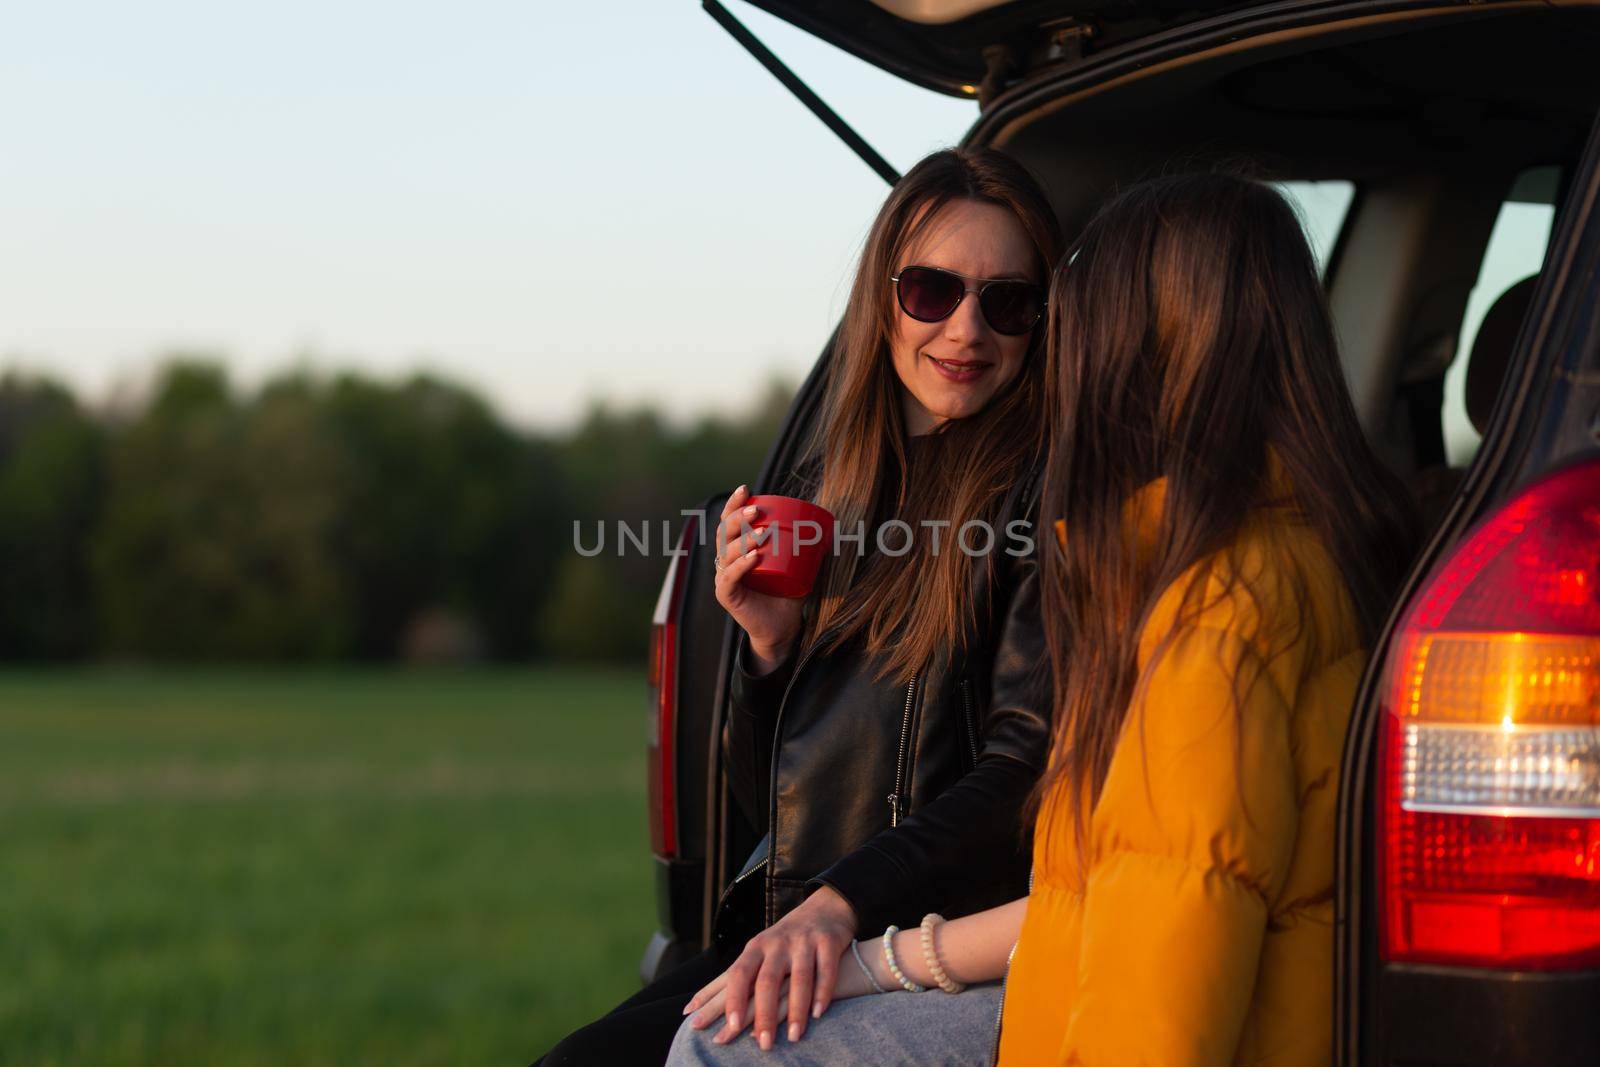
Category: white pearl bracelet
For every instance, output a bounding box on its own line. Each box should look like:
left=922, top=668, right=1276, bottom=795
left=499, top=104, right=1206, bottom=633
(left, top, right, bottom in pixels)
left=881, top=925, right=926, bottom=992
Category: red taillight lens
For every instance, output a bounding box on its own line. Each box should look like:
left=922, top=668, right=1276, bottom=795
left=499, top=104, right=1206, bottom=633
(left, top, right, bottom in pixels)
left=647, top=516, right=698, bottom=859
left=1379, top=459, right=1600, bottom=969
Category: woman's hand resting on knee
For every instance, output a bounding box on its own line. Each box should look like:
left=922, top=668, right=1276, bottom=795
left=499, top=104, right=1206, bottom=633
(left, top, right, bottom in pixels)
left=684, top=898, right=1026, bottom=1048
left=681, top=885, right=863, bottom=1050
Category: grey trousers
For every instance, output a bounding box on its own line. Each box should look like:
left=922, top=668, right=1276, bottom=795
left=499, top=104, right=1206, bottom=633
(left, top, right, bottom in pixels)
left=664, top=982, right=1003, bottom=1067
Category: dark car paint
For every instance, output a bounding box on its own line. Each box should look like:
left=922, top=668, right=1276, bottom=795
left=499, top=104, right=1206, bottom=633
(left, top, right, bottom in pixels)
left=962, top=0, right=1533, bottom=141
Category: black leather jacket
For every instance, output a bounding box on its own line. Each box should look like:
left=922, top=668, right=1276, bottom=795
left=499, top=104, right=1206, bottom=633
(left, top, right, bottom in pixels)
left=712, top=457, right=1053, bottom=949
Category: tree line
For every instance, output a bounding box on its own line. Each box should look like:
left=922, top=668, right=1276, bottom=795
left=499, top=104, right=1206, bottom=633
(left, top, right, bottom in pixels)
left=0, top=360, right=792, bottom=663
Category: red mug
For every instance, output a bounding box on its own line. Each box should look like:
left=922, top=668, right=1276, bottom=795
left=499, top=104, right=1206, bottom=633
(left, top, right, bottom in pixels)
left=736, top=495, right=836, bottom=599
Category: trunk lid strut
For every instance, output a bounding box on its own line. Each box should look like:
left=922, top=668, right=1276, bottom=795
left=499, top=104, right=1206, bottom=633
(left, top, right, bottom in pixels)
left=703, top=0, right=901, bottom=186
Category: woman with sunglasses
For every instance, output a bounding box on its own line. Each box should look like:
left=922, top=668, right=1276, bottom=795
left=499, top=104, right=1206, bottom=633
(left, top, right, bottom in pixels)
left=668, top=172, right=1417, bottom=1066
left=535, top=148, right=1062, bottom=1066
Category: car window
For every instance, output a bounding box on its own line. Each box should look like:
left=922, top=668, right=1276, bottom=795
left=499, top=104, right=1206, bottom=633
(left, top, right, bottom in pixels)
left=1274, top=180, right=1357, bottom=279
left=1442, top=166, right=1561, bottom=467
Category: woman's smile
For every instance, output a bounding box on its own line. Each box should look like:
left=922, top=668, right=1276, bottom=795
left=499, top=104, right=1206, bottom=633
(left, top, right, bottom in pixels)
left=924, top=353, right=992, bottom=383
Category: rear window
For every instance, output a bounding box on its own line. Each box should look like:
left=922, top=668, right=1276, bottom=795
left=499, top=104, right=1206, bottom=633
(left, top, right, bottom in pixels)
left=1274, top=180, right=1357, bottom=279
left=1442, top=166, right=1561, bottom=466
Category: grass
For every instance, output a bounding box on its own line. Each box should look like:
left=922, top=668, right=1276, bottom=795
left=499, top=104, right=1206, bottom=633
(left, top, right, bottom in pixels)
left=0, top=667, right=655, bottom=1066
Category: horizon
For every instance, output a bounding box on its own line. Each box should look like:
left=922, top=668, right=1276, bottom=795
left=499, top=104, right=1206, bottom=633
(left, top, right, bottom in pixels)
left=0, top=349, right=799, bottom=436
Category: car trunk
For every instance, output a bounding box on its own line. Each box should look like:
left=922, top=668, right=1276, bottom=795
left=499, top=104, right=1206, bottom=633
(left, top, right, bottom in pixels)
left=667, top=3, right=1600, bottom=1061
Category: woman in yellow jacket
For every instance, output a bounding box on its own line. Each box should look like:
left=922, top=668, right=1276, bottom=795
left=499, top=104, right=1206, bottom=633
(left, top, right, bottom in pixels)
left=672, top=172, right=1417, bottom=1066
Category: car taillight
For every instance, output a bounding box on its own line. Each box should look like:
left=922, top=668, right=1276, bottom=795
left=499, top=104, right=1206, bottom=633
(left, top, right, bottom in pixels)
left=647, top=515, right=698, bottom=859
left=1379, top=458, right=1600, bottom=970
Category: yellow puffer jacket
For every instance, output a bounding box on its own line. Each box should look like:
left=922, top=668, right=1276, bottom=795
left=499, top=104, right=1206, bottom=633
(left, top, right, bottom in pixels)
left=997, top=469, right=1365, bottom=1067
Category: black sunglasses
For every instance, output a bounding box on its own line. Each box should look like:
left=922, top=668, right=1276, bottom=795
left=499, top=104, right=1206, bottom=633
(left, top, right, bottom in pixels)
left=890, top=265, right=1044, bottom=336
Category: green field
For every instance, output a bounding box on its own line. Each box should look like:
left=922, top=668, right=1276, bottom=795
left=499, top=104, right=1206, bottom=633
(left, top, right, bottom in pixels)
left=0, top=668, right=656, bottom=1066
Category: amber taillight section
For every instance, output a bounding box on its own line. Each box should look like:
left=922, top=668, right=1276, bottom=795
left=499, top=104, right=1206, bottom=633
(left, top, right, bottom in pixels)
left=1378, top=460, right=1600, bottom=969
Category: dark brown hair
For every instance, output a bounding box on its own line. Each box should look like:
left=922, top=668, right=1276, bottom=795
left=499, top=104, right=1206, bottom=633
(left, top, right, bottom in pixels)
left=799, top=148, right=1062, bottom=682
left=1034, top=172, right=1417, bottom=843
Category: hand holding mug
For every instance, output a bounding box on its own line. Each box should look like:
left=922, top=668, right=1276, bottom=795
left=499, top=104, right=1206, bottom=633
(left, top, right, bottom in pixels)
left=714, top=485, right=806, bottom=670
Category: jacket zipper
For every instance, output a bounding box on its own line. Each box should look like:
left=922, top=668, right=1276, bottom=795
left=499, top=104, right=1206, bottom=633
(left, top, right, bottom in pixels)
left=710, top=844, right=771, bottom=947
left=990, top=865, right=1034, bottom=1066
left=730, top=855, right=767, bottom=888
left=717, top=852, right=768, bottom=902
left=959, top=677, right=979, bottom=771
left=888, top=675, right=918, bottom=827
left=711, top=852, right=770, bottom=930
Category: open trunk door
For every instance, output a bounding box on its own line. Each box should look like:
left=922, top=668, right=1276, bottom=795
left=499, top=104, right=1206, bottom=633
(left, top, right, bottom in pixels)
left=740, top=0, right=1252, bottom=101
left=703, top=0, right=1238, bottom=182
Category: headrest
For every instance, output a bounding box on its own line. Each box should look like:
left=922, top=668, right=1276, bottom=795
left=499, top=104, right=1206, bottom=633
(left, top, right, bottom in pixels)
left=1465, top=275, right=1538, bottom=436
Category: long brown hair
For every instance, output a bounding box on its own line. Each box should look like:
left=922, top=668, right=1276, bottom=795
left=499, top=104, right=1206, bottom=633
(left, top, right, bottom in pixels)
left=797, top=148, right=1062, bottom=683
left=1034, top=172, right=1417, bottom=842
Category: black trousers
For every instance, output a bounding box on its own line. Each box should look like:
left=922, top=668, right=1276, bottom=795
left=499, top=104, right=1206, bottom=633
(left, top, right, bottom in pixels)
left=535, top=947, right=728, bottom=1066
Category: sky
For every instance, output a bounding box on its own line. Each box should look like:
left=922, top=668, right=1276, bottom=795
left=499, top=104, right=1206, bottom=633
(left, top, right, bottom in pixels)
left=3, top=1, right=975, bottom=430
left=3, top=2, right=1553, bottom=443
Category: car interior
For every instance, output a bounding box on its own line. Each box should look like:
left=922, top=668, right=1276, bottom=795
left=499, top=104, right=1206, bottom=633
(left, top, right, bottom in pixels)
left=965, top=6, right=1598, bottom=532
